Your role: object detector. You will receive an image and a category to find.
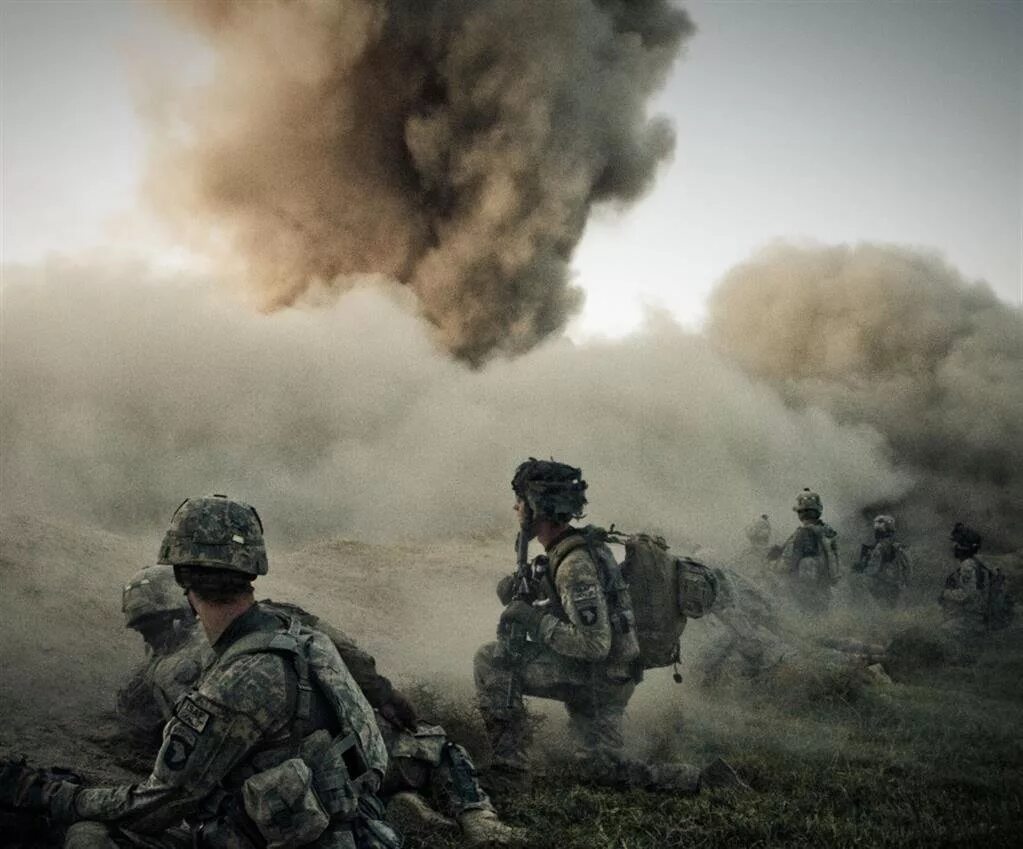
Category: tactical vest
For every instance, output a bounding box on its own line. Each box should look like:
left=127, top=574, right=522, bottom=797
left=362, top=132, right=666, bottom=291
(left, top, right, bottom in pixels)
left=205, top=615, right=396, bottom=849
left=545, top=530, right=641, bottom=672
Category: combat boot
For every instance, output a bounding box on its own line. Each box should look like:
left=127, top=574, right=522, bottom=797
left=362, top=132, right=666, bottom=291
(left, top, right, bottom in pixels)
left=699, top=757, right=750, bottom=791
left=386, top=791, right=458, bottom=836
left=458, top=808, right=527, bottom=847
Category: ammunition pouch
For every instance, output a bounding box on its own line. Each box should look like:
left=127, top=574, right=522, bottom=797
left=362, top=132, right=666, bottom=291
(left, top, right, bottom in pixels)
left=241, top=758, right=329, bottom=849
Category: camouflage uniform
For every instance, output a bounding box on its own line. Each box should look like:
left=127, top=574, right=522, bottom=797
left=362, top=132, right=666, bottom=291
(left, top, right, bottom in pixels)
left=699, top=568, right=787, bottom=685
left=116, top=626, right=212, bottom=745
left=854, top=516, right=911, bottom=609
left=475, top=528, right=699, bottom=792
left=63, top=603, right=391, bottom=849
left=776, top=490, right=840, bottom=615
left=52, top=495, right=394, bottom=849
left=117, top=598, right=495, bottom=826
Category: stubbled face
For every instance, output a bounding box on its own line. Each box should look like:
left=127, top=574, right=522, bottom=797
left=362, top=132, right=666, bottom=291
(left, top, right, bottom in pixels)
left=797, top=509, right=820, bottom=524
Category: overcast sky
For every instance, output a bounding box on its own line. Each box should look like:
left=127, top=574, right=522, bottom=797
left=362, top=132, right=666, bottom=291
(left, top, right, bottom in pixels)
left=2, top=0, right=1020, bottom=336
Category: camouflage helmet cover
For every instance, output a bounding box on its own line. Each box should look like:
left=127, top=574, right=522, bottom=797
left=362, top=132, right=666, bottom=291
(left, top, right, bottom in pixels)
left=512, top=458, right=588, bottom=522
left=122, top=564, right=190, bottom=628
left=793, top=488, right=823, bottom=515
left=158, top=495, right=268, bottom=576
left=950, top=522, right=982, bottom=553
left=873, top=514, right=896, bottom=535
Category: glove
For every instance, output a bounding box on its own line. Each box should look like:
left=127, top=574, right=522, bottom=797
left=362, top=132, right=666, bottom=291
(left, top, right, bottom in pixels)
left=766, top=545, right=783, bottom=562
left=0, top=759, right=80, bottom=817
left=496, top=574, right=518, bottom=606
left=379, top=689, right=418, bottom=732
left=500, top=600, right=544, bottom=640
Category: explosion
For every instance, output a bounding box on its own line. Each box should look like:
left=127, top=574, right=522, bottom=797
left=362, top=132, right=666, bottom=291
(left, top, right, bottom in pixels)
left=149, top=0, right=692, bottom=363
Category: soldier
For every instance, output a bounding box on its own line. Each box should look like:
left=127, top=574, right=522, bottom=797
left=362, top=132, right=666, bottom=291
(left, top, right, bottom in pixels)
left=769, top=488, right=841, bottom=615
left=853, top=515, right=911, bottom=608
left=113, top=584, right=519, bottom=847
left=116, top=565, right=212, bottom=746
left=474, top=459, right=745, bottom=795
left=698, top=567, right=786, bottom=686
left=738, top=514, right=773, bottom=576
left=1, top=494, right=396, bottom=849
left=940, top=524, right=1013, bottom=634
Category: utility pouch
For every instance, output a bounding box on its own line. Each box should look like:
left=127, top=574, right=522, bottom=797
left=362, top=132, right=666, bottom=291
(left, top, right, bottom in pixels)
left=308, top=732, right=362, bottom=820
left=677, top=557, right=717, bottom=618
left=241, top=757, right=329, bottom=849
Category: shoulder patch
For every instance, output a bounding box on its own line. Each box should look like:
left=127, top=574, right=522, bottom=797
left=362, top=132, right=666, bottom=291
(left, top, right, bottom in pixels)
left=173, top=658, right=202, bottom=686
left=570, top=584, right=599, bottom=603
left=578, top=607, right=598, bottom=626
left=176, top=696, right=211, bottom=733
left=163, top=732, right=195, bottom=771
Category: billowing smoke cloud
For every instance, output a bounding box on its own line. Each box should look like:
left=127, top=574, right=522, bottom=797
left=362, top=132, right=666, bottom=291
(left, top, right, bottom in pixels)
left=148, top=0, right=691, bottom=363
left=707, top=242, right=1023, bottom=550
left=0, top=260, right=907, bottom=553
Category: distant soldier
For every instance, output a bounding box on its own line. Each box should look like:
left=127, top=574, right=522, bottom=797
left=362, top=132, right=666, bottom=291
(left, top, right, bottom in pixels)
left=737, top=514, right=772, bottom=575
left=940, top=524, right=1013, bottom=634
left=115, top=571, right=519, bottom=846
left=474, top=459, right=745, bottom=796
left=768, top=489, right=841, bottom=615
left=853, top=515, right=911, bottom=608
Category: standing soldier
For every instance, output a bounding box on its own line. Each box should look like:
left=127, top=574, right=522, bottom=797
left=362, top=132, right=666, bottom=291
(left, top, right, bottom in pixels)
left=769, top=489, right=841, bottom=615
left=738, top=514, right=773, bottom=576
left=940, top=524, right=1013, bottom=634
left=474, top=459, right=744, bottom=796
left=1, top=495, right=396, bottom=849
left=853, top=515, right=911, bottom=608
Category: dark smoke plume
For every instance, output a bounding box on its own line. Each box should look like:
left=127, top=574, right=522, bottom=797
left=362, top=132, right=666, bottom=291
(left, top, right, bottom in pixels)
left=149, top=0, right=692, bottom=363
left=707, top=242, right=1023, bottom=550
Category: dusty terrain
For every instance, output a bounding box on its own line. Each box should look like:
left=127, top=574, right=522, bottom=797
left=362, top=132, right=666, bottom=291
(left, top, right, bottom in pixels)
left=1, top=510, right=1021, bottom=848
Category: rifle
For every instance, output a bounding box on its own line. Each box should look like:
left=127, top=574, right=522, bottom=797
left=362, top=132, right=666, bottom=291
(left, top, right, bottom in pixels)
left=502, top=514, right=534, bottom=709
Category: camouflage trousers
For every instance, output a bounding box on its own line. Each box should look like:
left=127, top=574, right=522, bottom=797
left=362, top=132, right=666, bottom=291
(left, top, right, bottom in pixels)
left=379, top=718, right=494, bottom=817
left=474, top=640, right=634, bottom=773
left=866, top=578, right=902, bottom=609
left=474, top=640, right=698, bottom=793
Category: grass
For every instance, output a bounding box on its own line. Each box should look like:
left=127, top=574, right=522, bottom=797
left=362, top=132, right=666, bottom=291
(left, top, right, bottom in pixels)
left=404, top=626, right=1023, bottom=849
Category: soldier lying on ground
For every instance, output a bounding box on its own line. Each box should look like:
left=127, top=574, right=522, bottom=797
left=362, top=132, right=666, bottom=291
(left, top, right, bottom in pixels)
left=475, top=459, right=746, bottom=796
left=117, top=565, right=521, bottom=847
left=1, top=495, right=396, bottom=849
left=700, top=567, right=889, bottom=687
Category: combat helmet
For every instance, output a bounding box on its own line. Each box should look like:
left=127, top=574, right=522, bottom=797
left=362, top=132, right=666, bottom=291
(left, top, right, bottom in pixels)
left=950, top=522, right=981, bottom=557
left=873, top=515, right=896, bottom=537
left=793, top=488, right=823, bottom=516
left=158, top=495, right=268, bottom=577
left=512, top=458, right=587, bottom=523
left=122, top=564, right=190, bottom=629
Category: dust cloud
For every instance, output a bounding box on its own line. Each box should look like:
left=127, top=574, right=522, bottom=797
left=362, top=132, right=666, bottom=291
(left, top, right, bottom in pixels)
left=147, top=0, right=692, bottom=363
left=0, top=259, right=907, bottom=554
left=707, top=242, right=1023, bottom=551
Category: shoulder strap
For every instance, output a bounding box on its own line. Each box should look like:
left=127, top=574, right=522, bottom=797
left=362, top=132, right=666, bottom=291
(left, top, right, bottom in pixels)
left=218, top=616, right=313, bottom=753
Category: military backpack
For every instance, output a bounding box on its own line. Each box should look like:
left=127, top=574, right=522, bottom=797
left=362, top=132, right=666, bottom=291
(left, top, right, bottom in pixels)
left=586, top=527, right=718, bottom=671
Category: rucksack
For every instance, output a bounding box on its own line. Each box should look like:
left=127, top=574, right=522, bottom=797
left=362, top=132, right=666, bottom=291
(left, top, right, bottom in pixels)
left=588, top=527, right=718, bottom=671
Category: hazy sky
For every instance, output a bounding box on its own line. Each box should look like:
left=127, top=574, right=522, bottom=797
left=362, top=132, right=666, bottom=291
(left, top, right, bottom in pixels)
left=2, top=0, right=1020, bottom=336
